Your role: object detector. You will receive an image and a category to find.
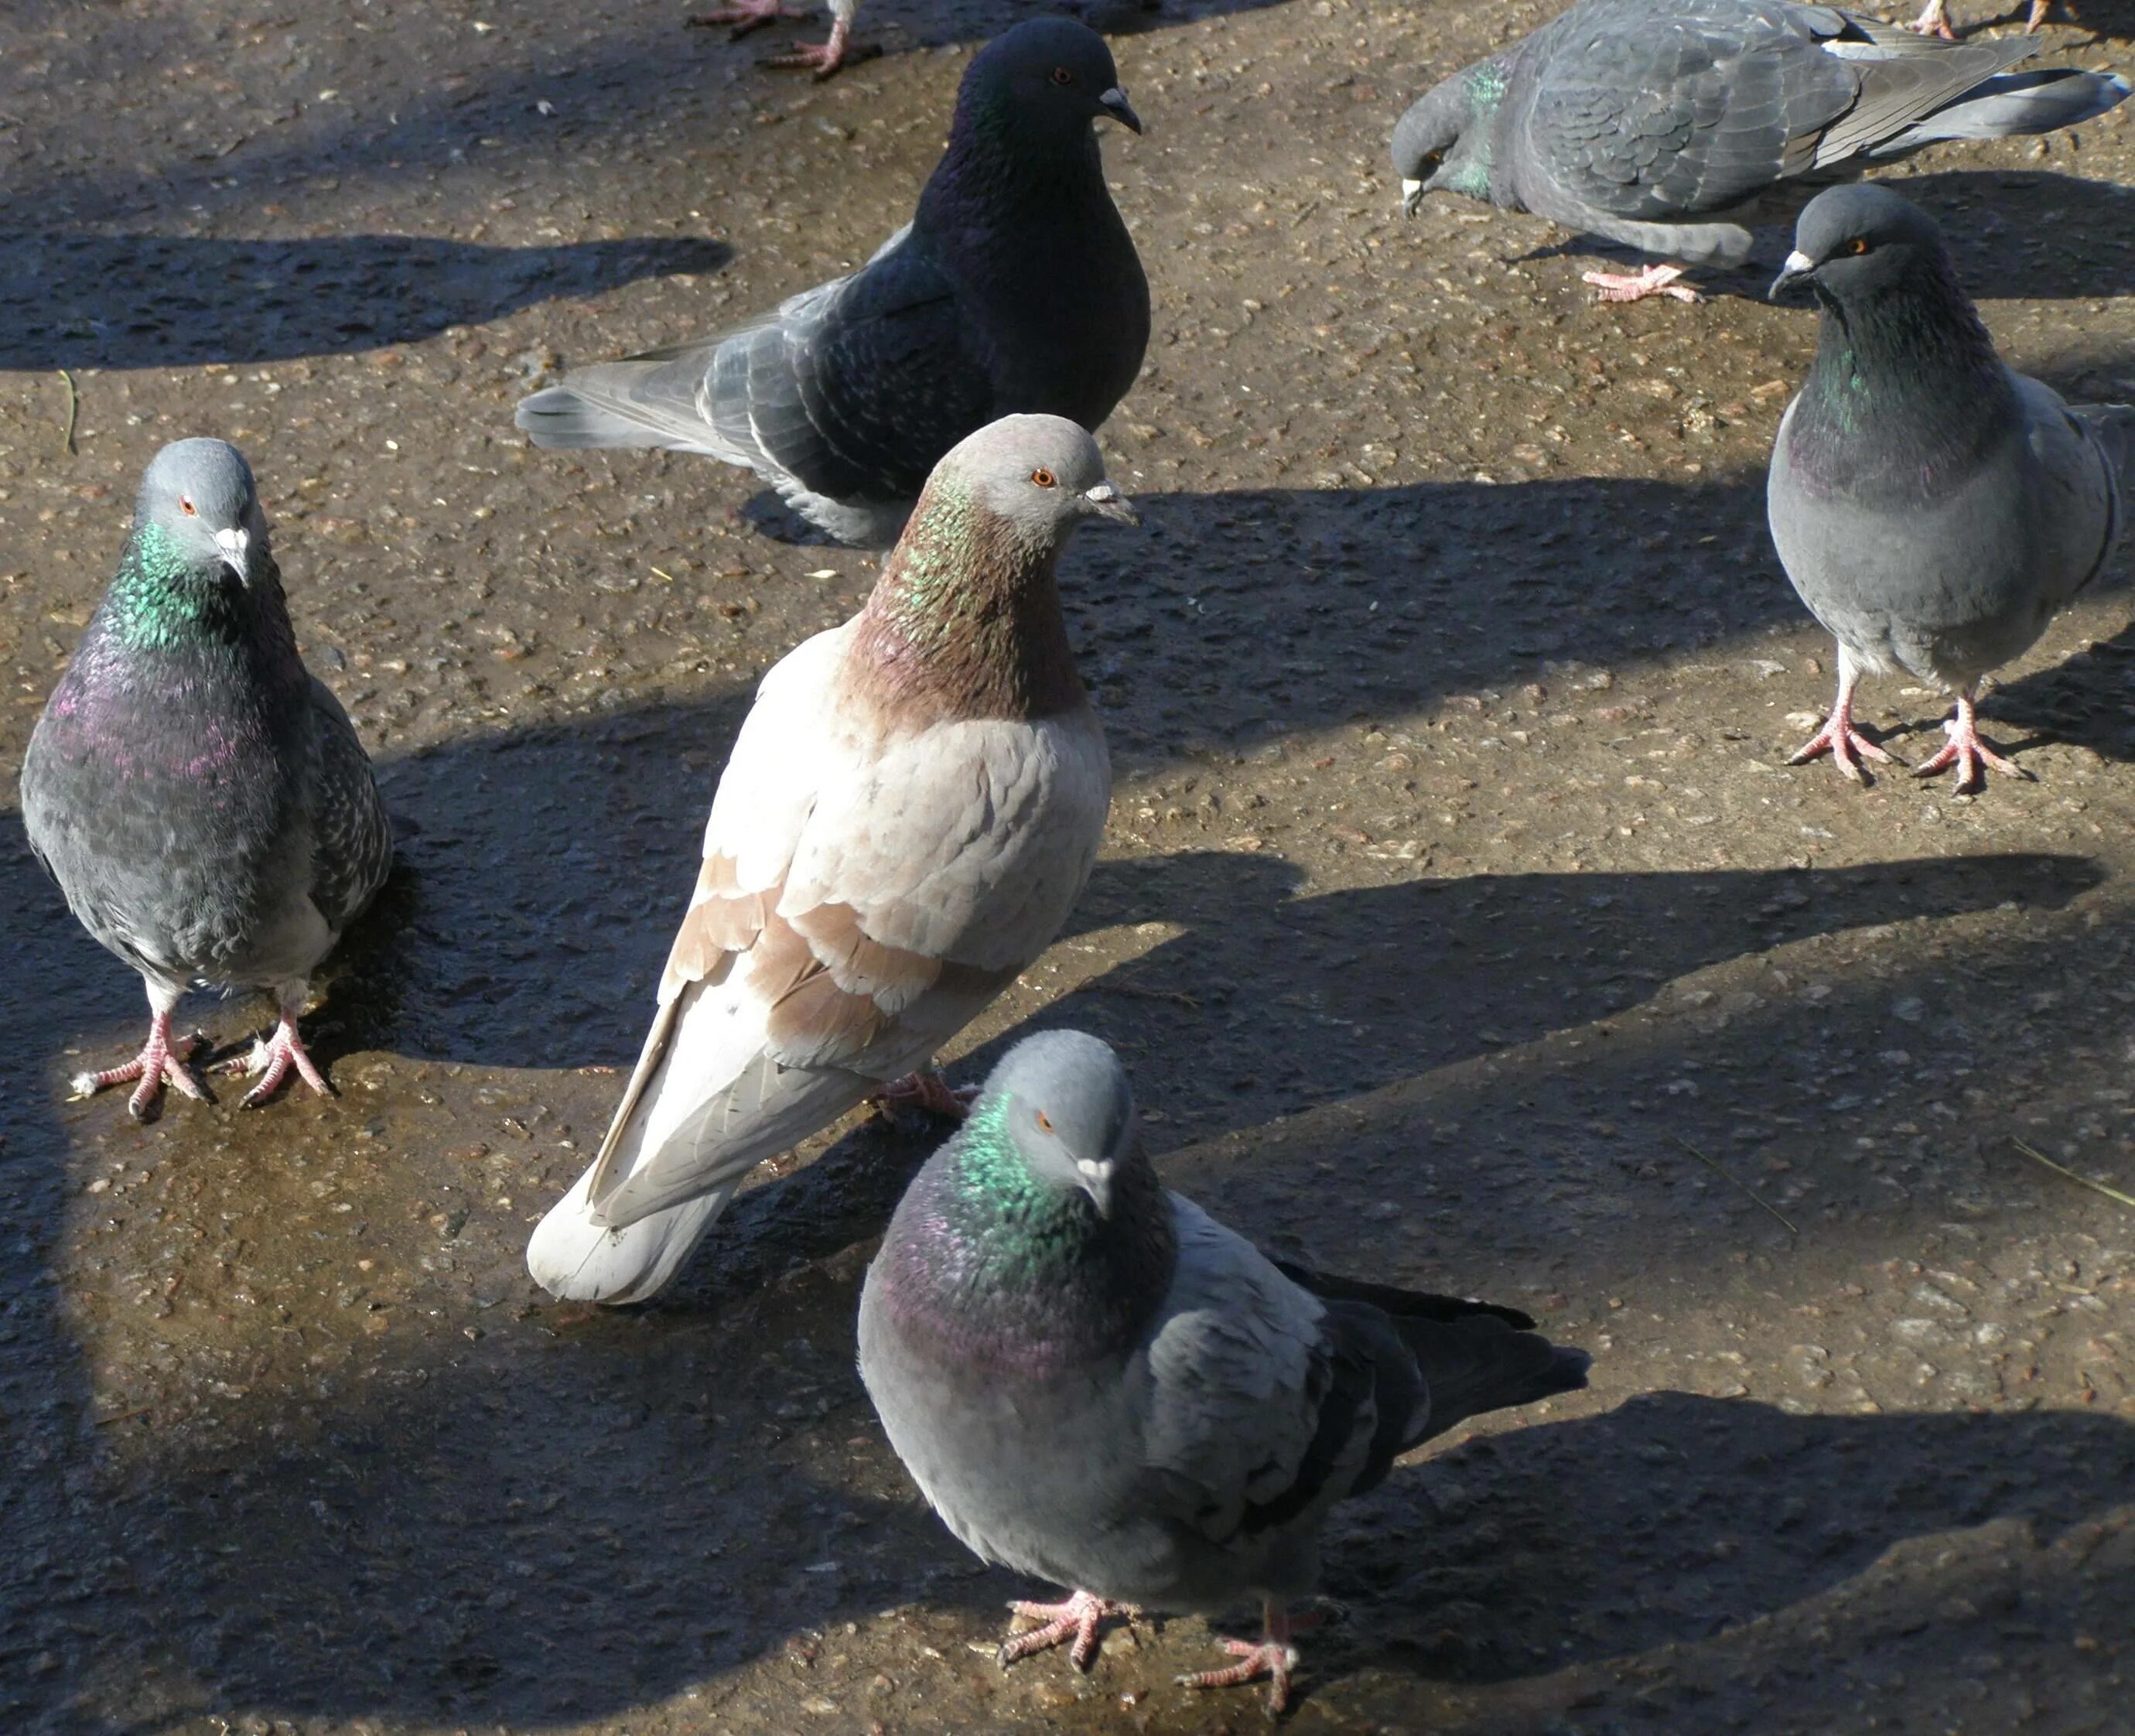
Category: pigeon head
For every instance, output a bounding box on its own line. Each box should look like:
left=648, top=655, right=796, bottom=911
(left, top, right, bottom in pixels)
left=957, top=18, right=1142, bottom=145
left=979, top=1030, right=1141, bottom=1221
left=135, top=438, right=268, bottom=581
left=929, top=414, right=1138, bottom=544
left=1392, top=65, right=1500, bottom=215
left=1769, top=185, right=1952, bottom=306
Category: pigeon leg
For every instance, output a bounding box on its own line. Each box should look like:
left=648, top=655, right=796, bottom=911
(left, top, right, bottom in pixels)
left=870, top=1069, right=978, bottom=1121
left=1788, top=651, right=1900, bottom=782
left=70, top=1004, right=207, bottom=1119
left=687, top=0, right=811, bottom=40
left=997, top=1589, right=1136, bottom=1671
left=1580, top=263, right=1700, bottom=304
left=1177, top=1597, right=1303, bottom=1716
left=1907, top=0, right=1957, bottom=36
left=1912, top=690, right=2029, bottom=793
left=2024, top=0, right=2049, bottom=28
left=223, top=986, right=333, bottom=1107
left=763, top=15, right=866, bottom=76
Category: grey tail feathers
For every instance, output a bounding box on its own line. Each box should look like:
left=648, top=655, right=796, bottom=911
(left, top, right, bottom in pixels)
left=1397, top=1313, right=1591, bottom=1450
left=1877, top=69, right=2131, bottom=152
left=515, top=349, right=745, bottom=460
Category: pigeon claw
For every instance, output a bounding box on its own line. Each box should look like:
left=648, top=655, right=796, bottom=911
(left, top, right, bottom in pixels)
left=70, top=1014, right=208, bottom=1120
left=1582, top=263, right=1700, bottom=304
left=227, top=1017, right=335, bottom=1108
left=1911, top=698, right=2029, bottom=794
left=1177, top=1638, right=1301, bottom=1717
left=997, top=1590, right=1133, bottom=1673
left=869, top=1069, right=978, bottom=1123
left=1788, top=715, right=1899, bottom=783
left=686, top=0, right=812, bottom=41
left=761, top=18, right=876, bottom=77
left=1905, top=0, right=1958, bottom=36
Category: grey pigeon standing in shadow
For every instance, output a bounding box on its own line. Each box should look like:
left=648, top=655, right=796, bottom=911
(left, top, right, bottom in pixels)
left=21, top=439, right=394, bottom=1116
left=526, top=416, right=1131, bottom=1306
left=858, top=1030, right=1590, bottom=1714
left=1768, top=185, right=2131, bottom=790
left=517, top=19, right=1149, bottom=547
left=1390, top=0, right=2129, bottom=302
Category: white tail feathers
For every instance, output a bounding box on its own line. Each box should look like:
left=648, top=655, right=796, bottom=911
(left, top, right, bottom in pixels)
left=524, top=968, right=882, bottom=1304
left=524, top=1160, right=739, bottom=1304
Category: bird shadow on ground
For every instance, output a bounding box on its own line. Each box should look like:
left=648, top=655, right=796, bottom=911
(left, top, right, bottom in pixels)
left=1509, top=169, right=2135, bottom=304
left=7, top=774, right=2135, bottom=1727
left=0, top=234, right=732, bottom=370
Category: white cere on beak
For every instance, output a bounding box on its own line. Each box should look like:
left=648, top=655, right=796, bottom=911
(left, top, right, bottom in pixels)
left=1782, top=250, right=1815, bottom=275
left=1076, top=1158, right=1105, bottom=1181
left=214, top=526, right=251, bottom=576
left=1401, top=178, right=1422, bottom=201
left=1086, top=483, right=1119, bottom=504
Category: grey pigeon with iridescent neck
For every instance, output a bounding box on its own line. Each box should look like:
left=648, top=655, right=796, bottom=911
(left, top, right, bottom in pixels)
left=1768, top=184, right=2131, bottom=791
left=516, top=18, right=1149, bottom=548
left=20, top=438, right=393, bottom=1117
left=526, top=415, right=1130, bottom=1306
left=1390, top=0, right=2130, bottom=303
left=858, top=1030, right=1591, bottom=1714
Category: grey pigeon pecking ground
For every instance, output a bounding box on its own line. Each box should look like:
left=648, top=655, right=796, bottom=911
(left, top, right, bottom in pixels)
left=525, top=415, right=1132, bottom=1305
left=20, top=438, right=394, bottom=1117
left=686, top=0, right=872, bottom=80
left=1390, top=0, right=2130, bottom=302
left=1767, top=184, right=2132, bottom=791
left=517, top=19, right=1149, bottom=546
left=858, top=1029, right=1591, bottom=1714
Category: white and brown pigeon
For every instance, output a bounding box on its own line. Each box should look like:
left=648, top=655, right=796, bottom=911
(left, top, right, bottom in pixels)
left=525, top=415, right=1131, bottom=1304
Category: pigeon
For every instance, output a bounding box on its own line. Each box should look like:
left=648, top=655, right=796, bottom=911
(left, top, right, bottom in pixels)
left=1767, top=185, right=2132, bottom=790
left=687, top=0, right=868, bottom=79
left=858, top=1030, right=1591, bottom=1714
left=20, top=438, right=394, bottom=1116
left=1390, top=0, right=2130, bottom=302
left=526, top=415, right=1131, bottom=1305
left=517, top=19, right=1149, bottom=547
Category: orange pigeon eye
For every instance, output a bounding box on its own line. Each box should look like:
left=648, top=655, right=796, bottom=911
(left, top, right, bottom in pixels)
left=1050, top=67, right=1073, bottom=85
left=1036, top=1110, right=1054, bottom=1132
left=180, top=497, right=197, bottom=516
left=1030, top=468, right=1056, bottom=488
left=1844, top=238, right=1870, bottom=256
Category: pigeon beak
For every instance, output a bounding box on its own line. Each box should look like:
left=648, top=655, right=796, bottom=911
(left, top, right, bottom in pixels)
left=1097, top=87, right=1143, bottom=135
left=1075, top=1159, right=1115, bottom=1220
left=1768, top=250, right=1818, bottom=302
left=214, top=526, right=251, bottom=579
left=1400, top=178, right=1424, bottom=218
left=1084, top=480, right=1139, bottom=527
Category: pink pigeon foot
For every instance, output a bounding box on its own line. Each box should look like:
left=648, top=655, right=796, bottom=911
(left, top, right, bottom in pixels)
left=870, top=1069, right=977, bottom=1122
left=222, top=1016, right=334, bottom=1107
left=996, top=1590, right=1136, bottom=1671
left=2024, top=0, right=2050, bottom=29
left=1788, top=706, right=1900, bottom=782
left=1582, top=263, right=1699, bottom=304
left=687, top=0, right=811, bottom=40
left=1907, top=0, right=1956, bottom=36
left=763, top=16, right=872, bottom=77
left=1177, top=1600, right=1304, bottom=1715
left=1911, top=693, right=2027, bottom=793
left=70, top=1010, right=207, bottom=1120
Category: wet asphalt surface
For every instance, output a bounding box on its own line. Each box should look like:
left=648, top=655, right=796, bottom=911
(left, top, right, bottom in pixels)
left=5, top=0, right=2135, bottom=1732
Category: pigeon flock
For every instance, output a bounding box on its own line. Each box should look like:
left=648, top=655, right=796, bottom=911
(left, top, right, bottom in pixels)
left=19, top=2, right=2134, bottom=1718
